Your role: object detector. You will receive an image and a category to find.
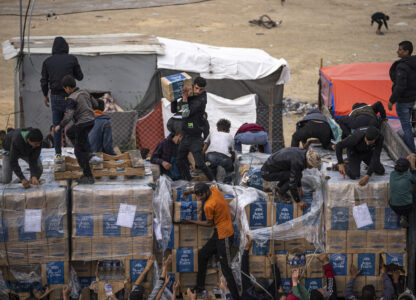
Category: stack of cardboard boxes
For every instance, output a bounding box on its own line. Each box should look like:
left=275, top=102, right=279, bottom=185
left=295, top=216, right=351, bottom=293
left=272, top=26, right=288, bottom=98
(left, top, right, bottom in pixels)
left=0, top=185, right=69, bottom=299
left=325, top=179, right=407, bottom=297
left=71, top=184, right=154, bottom=290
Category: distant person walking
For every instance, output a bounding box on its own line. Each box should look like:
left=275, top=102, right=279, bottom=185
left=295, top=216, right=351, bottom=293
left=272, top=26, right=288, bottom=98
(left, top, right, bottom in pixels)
left=388, top=41, right=416, bottom=153
left=41, top=36, right=84, bottom=161
left=371, top=12, right=389, bottom=35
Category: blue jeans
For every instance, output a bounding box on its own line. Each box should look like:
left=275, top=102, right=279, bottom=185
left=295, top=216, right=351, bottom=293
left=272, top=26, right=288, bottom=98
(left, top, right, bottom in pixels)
left=51, top=95, right=67, bottom=155
left=206, top=152, right=234, bottom=183
left=234, top=131, right=272, bottom=153
left=396, top=102, right=415, bottom=152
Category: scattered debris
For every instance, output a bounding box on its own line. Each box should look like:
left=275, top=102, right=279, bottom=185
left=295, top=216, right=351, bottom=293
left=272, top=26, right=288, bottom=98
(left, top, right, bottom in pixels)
left=249, top=15, right=282, bottom=29
left=282, top=98, right=318, bottom=115
left=394, top=22, right=408, bottom=26
left=256, top=32, right=264, bottom=35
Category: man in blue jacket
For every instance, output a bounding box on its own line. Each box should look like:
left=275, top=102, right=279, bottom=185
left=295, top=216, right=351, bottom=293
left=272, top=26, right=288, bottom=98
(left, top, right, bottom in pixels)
left=88, top=99, right=116, bottom=155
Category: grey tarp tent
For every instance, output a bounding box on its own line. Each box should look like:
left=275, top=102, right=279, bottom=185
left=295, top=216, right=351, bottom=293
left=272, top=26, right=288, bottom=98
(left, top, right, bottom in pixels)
left=2, top=33, right=290, bottom=151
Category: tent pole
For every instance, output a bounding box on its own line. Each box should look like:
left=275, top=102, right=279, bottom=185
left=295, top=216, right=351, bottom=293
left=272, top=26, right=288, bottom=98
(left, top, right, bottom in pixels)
left=268, top=87, right=273, bottom=149
left=318, top=58, right=323, bottom=110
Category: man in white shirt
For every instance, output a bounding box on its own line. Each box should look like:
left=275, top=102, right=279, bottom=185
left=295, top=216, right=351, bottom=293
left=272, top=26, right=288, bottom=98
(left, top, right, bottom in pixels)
left=203, top=119, right=235, bottom=183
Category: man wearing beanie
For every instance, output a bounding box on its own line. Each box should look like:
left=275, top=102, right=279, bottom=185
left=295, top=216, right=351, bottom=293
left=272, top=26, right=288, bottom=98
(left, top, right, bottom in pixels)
left=336, top=126, right=385, bottom=186
left=261, top=147, right=322, bottom=210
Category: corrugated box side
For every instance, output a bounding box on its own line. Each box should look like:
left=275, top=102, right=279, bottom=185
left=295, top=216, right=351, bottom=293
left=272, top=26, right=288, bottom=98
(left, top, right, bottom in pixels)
left=129, top=212, right=152, bottom=237
left=112, top=237, right=133, bottom=259
left=347, top=231, right=367, bottom=253
left=173, top=248, right=198, bottom=273
left=41, top=261, right=69, bottom=285
left=381, top=253, right=407, bottom=274
left=329, top=254, right=351, bottom=276
left=72, top=237, right=92, bottom=261
left=334, top=276, right=347, bottom=298
left=197, top=226, right=213, bottom=249
left=353, top=253, right=379, bottom=276
left=249, top=255, right=271, bottom=278
left=174, top=201, right=202, bottom=223
left=179, top=224, right=198, bottom=248
left=161, top=72, right=193, bottom=102
left=366, top=231, right=388, bottom=252
left=91, top=238, right=113, bottom=260
left=387, top=230, right=406, bottom=252
left=326, top=231, right=346, bottom=253
left=366, top=276, right=384, bottom=297
left=245, top=202, right=272, bottom=228
left=352, top=276, right=366, bottom=296
left=132, top=236, right=153, bottom=257
left=306, top=254, right=323, bottom=278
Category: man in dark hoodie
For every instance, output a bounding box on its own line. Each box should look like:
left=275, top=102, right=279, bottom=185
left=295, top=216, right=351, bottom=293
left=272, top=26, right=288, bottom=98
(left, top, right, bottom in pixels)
left=337, top=101, right=387, bottom=139
left=40, top=36, right=84, bottom=160
left=388, top=41, right=416, bottom=153
left=2, top=128, right=43, bottom=188
left=88, top=99, right=116, bottom=155
left=150, top=130, right=183, bottom=180
left=55, top=75, right=97, bottom=184
left=291, top=109, right=333, bottom=150
left=173, top=77, right=214, bottom=181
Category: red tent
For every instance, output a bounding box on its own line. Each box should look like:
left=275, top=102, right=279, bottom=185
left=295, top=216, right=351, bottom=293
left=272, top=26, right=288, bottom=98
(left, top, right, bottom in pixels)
left=319, top=62, right=396, bottom=118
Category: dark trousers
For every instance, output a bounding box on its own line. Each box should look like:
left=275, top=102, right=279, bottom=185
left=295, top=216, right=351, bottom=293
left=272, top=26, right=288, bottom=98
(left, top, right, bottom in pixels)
left=66, top=122, right=94, bottom=177
left=197, top=231, right=239, bottom=300
left=51, top=95, right=67, bottom=155
left=291, top=121, right=332, bottom=150
left=261, top=167, right=291, bottom=195
left=345, top=151, right=385, bottom=179
left=206, top=152, right=234, bottom=182
left=390, top=203, right=414, bottom=217
left=177, top=135, right=214, bottom=181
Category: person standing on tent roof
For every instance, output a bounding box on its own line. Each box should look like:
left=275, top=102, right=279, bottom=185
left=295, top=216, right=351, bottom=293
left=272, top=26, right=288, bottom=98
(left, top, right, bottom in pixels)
left=174, top=77, right=214, bottom=181
left=388, top=40, right=416, bottom=153
left=291, top=109, right=334, bottom=150
left=40, top=36, right=84, bottom=162
left=371, top=12, right=389, bottom=35
left=336, top=126, right=385, bottom=186
left=337, top=101, right=387, bottom=139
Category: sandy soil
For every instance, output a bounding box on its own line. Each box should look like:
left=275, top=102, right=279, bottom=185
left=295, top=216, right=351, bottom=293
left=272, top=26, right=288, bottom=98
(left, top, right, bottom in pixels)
left=0, top=0, right=415, bottom=142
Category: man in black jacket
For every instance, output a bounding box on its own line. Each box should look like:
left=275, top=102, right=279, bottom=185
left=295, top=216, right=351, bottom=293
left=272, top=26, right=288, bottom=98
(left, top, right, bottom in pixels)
left=371, top=12, right=389, bottom=35
left=2, top=128, right=43, bottom=188
left=388, top=41, right=416, bottom=153
left=40, top=36, right=84, bottom=160
left=336, top=126, right=385, bottom=186
left=291, top=109, right=333, bottom=150
left=337, top=101, right=387, bottom=138
left=261, top=148, right=321, bottom=210
left=173, top=77, right=214, bottom=181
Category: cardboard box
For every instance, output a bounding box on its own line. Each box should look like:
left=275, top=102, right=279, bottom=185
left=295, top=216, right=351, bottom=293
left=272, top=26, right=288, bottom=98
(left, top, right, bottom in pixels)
left=129, top=212, right=152, bottom=237
left=329, top=253, right=351, bottom=276
left=48, top=238, right=68, bottom=261
left=174, top=201, right=202, bottom=223
left=245, top=201, right=273, bottom=227
left=4, top=190, right=25, bottom=210
left=381, top=253, right=407, bottom=273
left=73, top=188, right=94, bottom=213
left=347, top=230, right=367, bottom=253
left=177, top=224, right=198, bottom=248
left=205, top=269, right=219, bottom=291
left=28, top=240, right=48, bottom=263
left=285, top=238, right=305, bottom=253
left=387, top=230, right=406, bottom=252
left=249, top=255, right=271, bottom=278
left=41, top=261, right=69, bottom=285
left=93, top=189, right=113, bottom=213
left=276, top=253, right=287, bottom=278
left=172, top=188, right=195, bottom=202
left=306, top=254, right=323, bottom=278
left=173, top=248, right=198, bottom=273
left=72, top=261, right=97, bottom=278
left=126, top=256, right=153, bottom=283
left=72, top=237, right=92, bottom=261
left=275, top=203, right=295, bottom=225
left=366, top=231, right=388, bottom=252
left=353, top=253, right=379, bottom=276
left=132, top=188, right=153, bottom=212
left=334, top=276, right=347, bottom=298
left=179, top=272, right=197, bottom=294
left=366, top=276, right=384, bottom=297
left=305, top=278, right=323, bottom=292
left=6, top=242, right=28, bottom=265
left=97, top=212, right=123, bottom=237
left=274, top=240, right=285, bottom=253
left=73, top=213, right=96, bottom=237
left=112, top=237, right=133, bottom=259
left=296, top=193, right=313, bottom=218
left=352, top=276, right=366, bottom=295
left=328, top=206, right=350, bottom=230
left=132, top=236, right=153, bottom=257
left=250, top=238, right=271, bottom=256
left=45, top=188, right=65, bottom=210
left=280, top=278, right=292, bottom=295
left=383, top=207, right=401, bottom=230
left=161, top=72, right=193, bottom=102
left=92, top=238, right=112, bottom=260
left=326, top=231, right=346, bottom=253
left=197, top=226, right=213, bottom=248
left=44, top=211, right=67, bottom=239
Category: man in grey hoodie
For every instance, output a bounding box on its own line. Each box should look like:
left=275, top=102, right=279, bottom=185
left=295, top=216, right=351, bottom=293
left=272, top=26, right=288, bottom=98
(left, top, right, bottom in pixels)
left=55, top=75, right=97, bottom=184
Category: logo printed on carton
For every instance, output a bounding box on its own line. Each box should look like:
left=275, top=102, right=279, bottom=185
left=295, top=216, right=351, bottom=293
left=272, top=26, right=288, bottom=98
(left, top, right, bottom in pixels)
left=305, top=278, right=322, bottom=291
left=249, top=202, right=267, bottom=227
left=130, top=259, right=147, bottom=282
left=276, top=203, right=294, bottom=225
left=102, top=214, right=120, bottom=237
left=358, top=254, right=376, bottom=276
left=330, top=254, right=348, bottom=276
left=45, top=214, right=64, bottom=238
left=331, top=207, right=348, bottom=230
left=131, top=213, right=149, bottom=236
left=247, top=167, right=263, bottom=190
left=0, top=218, right=8, bottom=242
left=17, top=217, right=36, bottom=241
left=252, top=239, right=270, bottom=256
left=386, top=253, right=403, bottom=266
left=76, top=214, right=94, bottom=237
left=46, top=261, right=65, bottom=284
left=281, top=279, right=292, bottom=294
left=384, top=208, right=400, bottom=230
left=176, top=247, right=194, bottom=273
left=180, top=202, right=197, bottom=221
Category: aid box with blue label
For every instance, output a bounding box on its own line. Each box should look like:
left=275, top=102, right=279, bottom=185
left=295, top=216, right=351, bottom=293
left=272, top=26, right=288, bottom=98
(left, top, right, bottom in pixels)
left=161, top=72, right=193, bottom=102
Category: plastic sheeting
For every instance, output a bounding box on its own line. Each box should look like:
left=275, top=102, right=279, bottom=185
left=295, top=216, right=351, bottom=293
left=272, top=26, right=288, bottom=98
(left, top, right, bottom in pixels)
left=161, top=93, right=257, bottom=138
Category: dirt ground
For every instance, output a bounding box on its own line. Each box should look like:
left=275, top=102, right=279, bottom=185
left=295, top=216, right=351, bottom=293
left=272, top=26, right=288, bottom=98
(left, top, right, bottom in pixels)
left=0, top=0, right=415, bottom=145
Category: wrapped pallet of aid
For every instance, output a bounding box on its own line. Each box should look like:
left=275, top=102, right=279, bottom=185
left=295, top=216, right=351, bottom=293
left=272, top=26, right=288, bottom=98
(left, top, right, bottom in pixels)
left=0, top=184, right=68, bottom=266
left=161, top=72, right=193, bottom=102
left=71, top=184, right=153, bottom=262
left=237, top=152, right=272, bottom=194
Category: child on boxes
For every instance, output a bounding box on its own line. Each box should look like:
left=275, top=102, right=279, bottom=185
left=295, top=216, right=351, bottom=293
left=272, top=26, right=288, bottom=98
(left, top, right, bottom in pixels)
left=389, top=157, right=416, bottom=228
left=203, top=119, right=235, bottom=184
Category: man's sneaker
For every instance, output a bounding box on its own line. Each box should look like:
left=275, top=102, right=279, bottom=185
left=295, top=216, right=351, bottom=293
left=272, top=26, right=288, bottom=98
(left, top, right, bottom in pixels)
left=76, top=175, right=95, bottom=184
left=89, top=155, right=104, bottom=165
left=399, top=216, right=409, bottom=228
left=54, top=154, right=64, bottom=164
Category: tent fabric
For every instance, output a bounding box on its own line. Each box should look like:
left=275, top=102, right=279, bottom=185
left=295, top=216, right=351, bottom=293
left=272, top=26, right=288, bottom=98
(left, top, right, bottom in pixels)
left=161, top=93, right=257, bottom=138
left=320, top=62, right=396, bottom=118
left=157, top=37, right=290, bottom=82
left=136, top=103, right=165, bottom=154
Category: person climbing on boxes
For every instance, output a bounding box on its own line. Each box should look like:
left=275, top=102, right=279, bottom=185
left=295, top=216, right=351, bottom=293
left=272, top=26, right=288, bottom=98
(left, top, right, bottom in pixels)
left=55, top=75, right=98, bottom=184
left=181, top=183, right=239, bottom=300
left=260, top=148, right=322, bottom=210
left=234, top=123, right=272, bottom=154
left=336, top=126, right=385, bottom=186
left=389, top=157, right=416, bottom=227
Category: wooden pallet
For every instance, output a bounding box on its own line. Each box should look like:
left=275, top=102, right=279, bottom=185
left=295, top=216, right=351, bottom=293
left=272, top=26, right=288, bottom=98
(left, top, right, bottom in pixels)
left=54, top=150, right=145, bottom=180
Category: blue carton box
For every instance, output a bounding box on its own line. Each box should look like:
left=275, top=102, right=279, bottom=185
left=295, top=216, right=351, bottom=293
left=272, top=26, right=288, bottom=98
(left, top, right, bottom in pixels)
left=174, top=201, right=201, bottom=223
left=305, top=278, right=323, bottom=292
left=161, top=72, right=192, bottom=101
left=384, top=207, right=401, bottom=230
left=330, top=253, right=350, bottom=276
left=246, top=201, right=272, bottom=227
left=173, top=247, right=197, bottom=273
left=75, top=214, right=94, bottom=237
left=276, top=203, right=294, bottom=225
left=354, top=253, right=378, bottom=276
left=330, top=207, right=349, bottom=230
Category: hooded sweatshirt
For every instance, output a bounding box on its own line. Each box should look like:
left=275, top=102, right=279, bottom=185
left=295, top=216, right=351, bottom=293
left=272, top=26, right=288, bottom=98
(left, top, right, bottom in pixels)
left=389, top=55, right=416, bottom=104
left=40, top=37, right=84, bottom=97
